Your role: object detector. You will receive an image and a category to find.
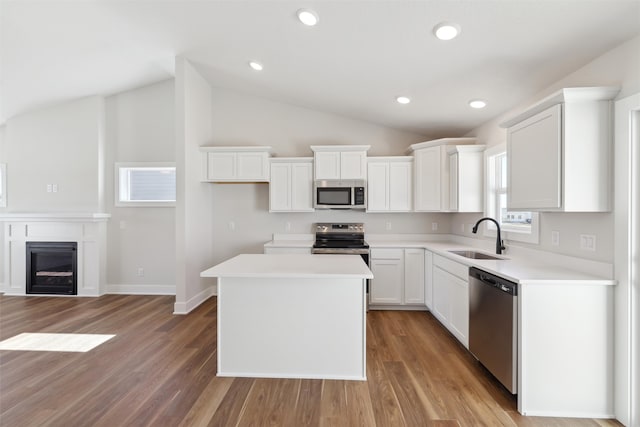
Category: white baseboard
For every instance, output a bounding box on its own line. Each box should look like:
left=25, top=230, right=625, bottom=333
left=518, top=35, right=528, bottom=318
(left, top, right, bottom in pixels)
left=173, top=285, right=216, bottom=315
left=106, top=284, right=176, bottom=295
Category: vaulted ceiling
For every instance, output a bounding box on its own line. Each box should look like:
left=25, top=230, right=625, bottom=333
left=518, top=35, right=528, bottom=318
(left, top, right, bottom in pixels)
left=1, top=0, right=639, bottom=136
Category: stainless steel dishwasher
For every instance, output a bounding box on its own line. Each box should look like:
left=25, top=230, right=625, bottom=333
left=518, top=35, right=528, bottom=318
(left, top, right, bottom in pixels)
left=469, top=267, right=518, bottom=394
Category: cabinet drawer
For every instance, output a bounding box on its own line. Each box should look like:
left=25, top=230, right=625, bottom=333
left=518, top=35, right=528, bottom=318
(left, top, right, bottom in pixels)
left=370, top=248, right=403, bottom=260
left=433, top=254, right=468, bottom=280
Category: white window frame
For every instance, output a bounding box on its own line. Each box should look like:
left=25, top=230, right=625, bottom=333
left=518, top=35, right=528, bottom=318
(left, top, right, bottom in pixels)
left=115, top=162, right=176, bottom=207
left=484, top=144, right=539, bottom=244
left=0, top=163, right=6, bottom=208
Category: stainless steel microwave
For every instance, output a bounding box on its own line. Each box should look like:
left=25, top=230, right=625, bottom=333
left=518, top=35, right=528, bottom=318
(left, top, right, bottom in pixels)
left=314, top=180, right=366, bottom=209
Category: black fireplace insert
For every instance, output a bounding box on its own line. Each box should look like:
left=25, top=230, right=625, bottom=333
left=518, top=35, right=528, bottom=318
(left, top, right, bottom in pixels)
left=26, top=242, right=77, bottom=295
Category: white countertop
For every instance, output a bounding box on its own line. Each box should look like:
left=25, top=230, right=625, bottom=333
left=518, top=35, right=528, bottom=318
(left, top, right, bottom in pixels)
left=367, top=239, right=615, bottom=285
left=263, top=235, right=615, bottom=286
left=201, top=254, right=374, bottom=279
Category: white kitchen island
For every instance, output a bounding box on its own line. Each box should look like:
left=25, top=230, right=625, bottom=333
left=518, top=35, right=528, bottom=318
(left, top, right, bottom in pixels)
left=200, top=254, right=373, bottom=380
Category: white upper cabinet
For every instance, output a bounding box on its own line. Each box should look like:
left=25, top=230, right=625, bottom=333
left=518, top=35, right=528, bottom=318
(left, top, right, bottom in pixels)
left=201, top=146, right=271, bottom=182
left=408, top=138, right=477, bottom=212
left=367, top=157, right=413, bottom=212
left=269, top=158, right=314, bottom=212
left=311, top=145, right=370, bottom=180
left=446, top=145, right=486, bottom=212
left=500, top=86, right=619, bottom=212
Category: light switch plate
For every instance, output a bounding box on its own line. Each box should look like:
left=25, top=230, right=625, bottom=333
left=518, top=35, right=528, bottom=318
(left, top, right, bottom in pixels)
left=580, top=234, right=596, bottom=251
left=551, top=231, right=560, bottom=246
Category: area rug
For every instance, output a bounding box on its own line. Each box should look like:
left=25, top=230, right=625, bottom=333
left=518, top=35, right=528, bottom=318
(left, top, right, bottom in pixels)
left=0, top=333, right=115, bottom=352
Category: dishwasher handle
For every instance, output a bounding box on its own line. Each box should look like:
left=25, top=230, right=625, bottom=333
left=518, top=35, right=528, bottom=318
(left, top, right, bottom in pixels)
left=469, top=267, right=518, bottom=296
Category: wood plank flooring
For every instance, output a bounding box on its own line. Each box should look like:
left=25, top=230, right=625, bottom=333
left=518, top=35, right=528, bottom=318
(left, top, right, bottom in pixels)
left=0, top=295, right=621, bottom=426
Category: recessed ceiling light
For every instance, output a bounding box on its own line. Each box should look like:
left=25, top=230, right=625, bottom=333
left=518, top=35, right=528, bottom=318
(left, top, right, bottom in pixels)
left=248, top=61, right=263, bottom=71
left=469, top=99, right=487, bottom=109
left=433, top=22, right=461, bottom=41
left=297, top=9, right=319, bottom=26
left=396, top=96, right=411, bottom=104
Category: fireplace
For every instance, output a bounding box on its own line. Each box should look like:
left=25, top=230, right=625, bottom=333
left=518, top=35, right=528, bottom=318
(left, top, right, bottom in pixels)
left=26, top=242, right=77, bottom=295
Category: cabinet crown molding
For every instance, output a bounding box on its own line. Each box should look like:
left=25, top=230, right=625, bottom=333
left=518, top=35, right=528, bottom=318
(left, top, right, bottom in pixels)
left=200, top=146, right=272, bottom=153
left=406, top=138, right=476, bottom=153
left=499, top=86, right=620, bottom=128
left=310, top=145, right=371, bottom=152
left=367, top=156, right=413, bottom=162
left=445, top=145, right=486, bottom=154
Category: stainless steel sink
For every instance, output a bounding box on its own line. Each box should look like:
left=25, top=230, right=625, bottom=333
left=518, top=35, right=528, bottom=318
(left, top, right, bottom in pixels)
left=448, top=250, right=504, bottom=260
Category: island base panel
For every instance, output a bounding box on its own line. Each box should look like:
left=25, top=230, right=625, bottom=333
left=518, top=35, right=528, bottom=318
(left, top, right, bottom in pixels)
left=217, top=277, right=366, bottom=380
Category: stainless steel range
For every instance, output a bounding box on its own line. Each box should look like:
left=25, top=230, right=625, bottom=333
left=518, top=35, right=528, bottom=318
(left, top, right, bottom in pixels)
left=311, top=222, right=371, bottom=307
left=311, top=223, right=369, bottom=256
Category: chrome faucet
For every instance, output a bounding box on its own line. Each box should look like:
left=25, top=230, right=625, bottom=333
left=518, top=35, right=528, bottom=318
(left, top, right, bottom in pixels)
left=472, top=217, right=506, bottom=255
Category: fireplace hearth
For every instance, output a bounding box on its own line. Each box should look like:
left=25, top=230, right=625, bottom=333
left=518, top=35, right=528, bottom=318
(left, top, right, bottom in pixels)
left=26, top=242, right=77, bottom=295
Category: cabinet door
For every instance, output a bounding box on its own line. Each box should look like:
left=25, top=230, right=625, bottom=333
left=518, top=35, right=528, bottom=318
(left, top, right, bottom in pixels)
left=449, top=153, right=459, bottom=211
left=432, top=267, right=450, bottom=325
left=207, top=152, right=236, bottom=180
left=448, top=272, right=469, bottom=348
left=389, top=161, right=412, bottom=211
left=269, top=163, right=291, bottom=211
left=414, top=147, right=441, bottom=211
left=314, top=152, right=341, bottom=180
left=404, top=249, right=425, bottom=304
left=367, top=162, right=389, bottom=211
left=291, top=162, right=314, bottom=211
left=457, top=151, right=484, bottom=212
left=237, top=152, right=269, bottom=181
left=508, top=104, right=562, bottom=210
left=369, top=256, right=403, bottom=305
left=340, top=151, right=367, bottom=180
left=424, top=250, right=433, bottom=310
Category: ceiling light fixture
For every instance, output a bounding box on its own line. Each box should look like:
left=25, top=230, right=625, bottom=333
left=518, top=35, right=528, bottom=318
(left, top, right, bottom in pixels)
left=297, top=9, right=319, bottom=26
left=248, top=61, right=263, bottom=71
left=396, top=96, right=411, bottom=105
left=433, top=22, right=461, bottom=41
left=469, top=99, right=487, bottom=109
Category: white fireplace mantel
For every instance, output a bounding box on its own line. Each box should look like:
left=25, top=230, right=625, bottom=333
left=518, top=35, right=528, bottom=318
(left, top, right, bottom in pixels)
left=0, top=213, right=110, bottom=222
left=2, top=213, right=110, bottom=296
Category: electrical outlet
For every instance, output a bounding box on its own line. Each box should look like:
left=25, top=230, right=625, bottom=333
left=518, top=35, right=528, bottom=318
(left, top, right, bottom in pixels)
left=229, top=221, right=235, bottom=231
left=119, top=220, right=126, bottom=230
left=431, top=222, right=438, bottom=231
left=460, top=223, right=465, bottom=233
left=285, top=222, right=291, bottom=232
left=551, top=231, right=560, bottom=246
left=580, top=234, right=596, bottom=251
left=47, top=184, right=52, bottom=193
left=52, top=184, right=58, bottom=193
left=385, top=222, right=392, bottom=231
left=137, top=267, right=144, bottom=277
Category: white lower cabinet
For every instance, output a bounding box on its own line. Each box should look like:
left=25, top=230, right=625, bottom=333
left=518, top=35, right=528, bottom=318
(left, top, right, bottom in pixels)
left=432, top=254, right=469, bottom=348
left=369, top=248, right=425, bottom=309
left=424, top=250, right=433, bottom=310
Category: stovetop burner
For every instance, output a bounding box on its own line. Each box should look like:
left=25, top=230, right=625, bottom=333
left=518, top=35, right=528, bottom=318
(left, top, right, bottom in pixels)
left=312, top=223, right=368, bottom=253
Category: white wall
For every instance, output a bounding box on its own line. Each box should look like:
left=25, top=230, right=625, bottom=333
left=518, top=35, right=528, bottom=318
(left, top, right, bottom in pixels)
left=174, top=57, right=215, bottom=314
left=0, top=125, right=5, bottom=287
left=206, top=86, right=449, bottom=267
left=454, top=35, right=640, bottom=263
left=1, top=96, right=106, bottom=212
left=104, top=80, right=176, bottom=294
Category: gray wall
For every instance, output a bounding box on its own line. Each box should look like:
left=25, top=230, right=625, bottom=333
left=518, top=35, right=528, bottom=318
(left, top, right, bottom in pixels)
left=104, top=80, right=176, bottom=291
left=1, top=96, right=105, bottom=212
left=455, top=35, right=640, bottom=263
left=205, top=85, right=449, bottom=267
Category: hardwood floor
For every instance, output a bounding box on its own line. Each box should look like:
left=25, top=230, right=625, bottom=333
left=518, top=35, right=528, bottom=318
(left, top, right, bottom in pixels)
left=0, top=295, right=621, bottom=427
